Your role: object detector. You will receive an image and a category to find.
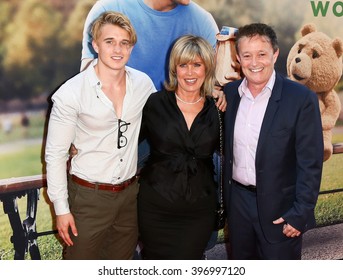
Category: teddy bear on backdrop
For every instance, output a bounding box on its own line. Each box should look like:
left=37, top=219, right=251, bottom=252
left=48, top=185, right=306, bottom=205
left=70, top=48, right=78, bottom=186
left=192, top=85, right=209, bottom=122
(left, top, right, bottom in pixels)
left=287, top=23, right=343, bottom=162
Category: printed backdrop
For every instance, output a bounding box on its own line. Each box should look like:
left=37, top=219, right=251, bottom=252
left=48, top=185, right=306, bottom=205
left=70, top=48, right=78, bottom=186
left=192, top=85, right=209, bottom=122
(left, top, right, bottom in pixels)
left=0, top=0, right=342, bottom=259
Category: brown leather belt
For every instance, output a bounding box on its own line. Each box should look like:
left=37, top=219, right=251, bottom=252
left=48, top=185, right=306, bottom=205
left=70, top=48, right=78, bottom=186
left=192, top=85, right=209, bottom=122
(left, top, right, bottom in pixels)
left=71, top=174, right=137, bottom=192
left=233, top=179, right=257, bottom=193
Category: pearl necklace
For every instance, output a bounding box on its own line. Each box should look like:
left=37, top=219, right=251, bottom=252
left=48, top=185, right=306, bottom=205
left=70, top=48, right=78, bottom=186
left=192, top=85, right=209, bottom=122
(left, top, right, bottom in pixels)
left=175, top=93, right=203, bottom=105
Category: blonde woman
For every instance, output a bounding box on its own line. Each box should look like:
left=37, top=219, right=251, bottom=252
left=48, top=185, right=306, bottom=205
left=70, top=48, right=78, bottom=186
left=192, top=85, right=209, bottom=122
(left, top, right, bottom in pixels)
left=138, top=35, right=220, bottom=259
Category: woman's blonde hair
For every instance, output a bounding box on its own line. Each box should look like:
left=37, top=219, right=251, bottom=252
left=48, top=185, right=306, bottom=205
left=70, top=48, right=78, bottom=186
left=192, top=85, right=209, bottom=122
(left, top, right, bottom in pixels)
left=164, top=35, right=216, bottom=97
left=91, top=11, right=137, bottom=45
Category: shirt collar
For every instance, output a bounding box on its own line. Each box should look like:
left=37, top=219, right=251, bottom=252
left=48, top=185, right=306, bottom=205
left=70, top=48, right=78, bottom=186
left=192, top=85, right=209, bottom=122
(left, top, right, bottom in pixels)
left=86, top=59, right=100, bottom=87
left=238, top=70, right=276, bottom=98
left=86, top=59, right=133, bottom=88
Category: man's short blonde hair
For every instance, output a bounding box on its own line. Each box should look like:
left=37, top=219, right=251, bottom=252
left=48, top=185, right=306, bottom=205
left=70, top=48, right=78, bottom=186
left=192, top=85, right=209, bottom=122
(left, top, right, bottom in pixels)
left=91, top=11, right=137, bottom=45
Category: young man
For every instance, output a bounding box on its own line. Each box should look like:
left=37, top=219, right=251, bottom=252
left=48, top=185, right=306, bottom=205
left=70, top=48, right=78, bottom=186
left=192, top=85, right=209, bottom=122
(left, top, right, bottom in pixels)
left=45, top=12, right=156, bottom=259
left=223, top=23, right=323, bottom=259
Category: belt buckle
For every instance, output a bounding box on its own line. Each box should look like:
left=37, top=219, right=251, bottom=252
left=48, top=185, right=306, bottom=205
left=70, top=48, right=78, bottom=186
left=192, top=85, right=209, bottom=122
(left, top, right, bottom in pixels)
left=107, top=175, right=136, bottom=192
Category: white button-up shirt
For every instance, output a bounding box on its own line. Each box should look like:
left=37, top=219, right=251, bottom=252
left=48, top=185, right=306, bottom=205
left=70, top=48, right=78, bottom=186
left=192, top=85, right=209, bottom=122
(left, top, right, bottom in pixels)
left=232, top=71, right=275, bottom=186
left=45, top=60, right=156, bottom=215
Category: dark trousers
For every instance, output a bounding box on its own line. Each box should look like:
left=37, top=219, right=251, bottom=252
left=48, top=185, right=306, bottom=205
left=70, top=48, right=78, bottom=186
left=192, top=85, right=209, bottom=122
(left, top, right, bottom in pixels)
left=228, top=183, right=302, bottom=260
left=64, top=178, right=139, bottom=260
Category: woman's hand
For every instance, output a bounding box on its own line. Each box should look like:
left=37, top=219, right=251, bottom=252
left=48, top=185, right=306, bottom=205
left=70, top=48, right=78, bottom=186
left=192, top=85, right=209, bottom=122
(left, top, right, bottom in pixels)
left=212, top=86, right=227, bottom=112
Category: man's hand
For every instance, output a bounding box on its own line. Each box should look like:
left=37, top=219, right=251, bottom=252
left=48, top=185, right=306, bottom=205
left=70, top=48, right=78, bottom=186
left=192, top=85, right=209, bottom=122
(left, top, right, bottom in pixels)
left=212, top=86, right=227, bottom=112
left=273, top=217, right=301, bottom=238
left=56, top=213, right=78, bottom=246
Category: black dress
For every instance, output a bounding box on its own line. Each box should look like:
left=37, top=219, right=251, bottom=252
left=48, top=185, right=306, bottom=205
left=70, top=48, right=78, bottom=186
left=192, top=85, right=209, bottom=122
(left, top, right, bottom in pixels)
left=138, top=89, right=220, bottom=260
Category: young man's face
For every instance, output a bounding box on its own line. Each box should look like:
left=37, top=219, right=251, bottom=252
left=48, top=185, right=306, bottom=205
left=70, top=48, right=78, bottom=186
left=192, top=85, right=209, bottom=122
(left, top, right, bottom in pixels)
left=92, top=23, right=133, bottom=71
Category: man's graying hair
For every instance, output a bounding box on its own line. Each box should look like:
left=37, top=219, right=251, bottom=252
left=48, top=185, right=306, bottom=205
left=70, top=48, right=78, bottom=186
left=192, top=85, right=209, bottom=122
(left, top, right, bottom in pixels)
left=235, top=23, right=279, bottom=54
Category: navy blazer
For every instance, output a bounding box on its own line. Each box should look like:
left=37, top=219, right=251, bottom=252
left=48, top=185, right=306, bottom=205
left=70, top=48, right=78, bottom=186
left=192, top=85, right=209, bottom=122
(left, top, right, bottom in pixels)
left=223, top=73, right=324, bottom=243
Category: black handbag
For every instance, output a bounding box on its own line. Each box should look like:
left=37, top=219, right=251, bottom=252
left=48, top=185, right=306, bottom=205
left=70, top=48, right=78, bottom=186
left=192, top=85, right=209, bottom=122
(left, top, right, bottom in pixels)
left=214, top=101, right=226, bottom=231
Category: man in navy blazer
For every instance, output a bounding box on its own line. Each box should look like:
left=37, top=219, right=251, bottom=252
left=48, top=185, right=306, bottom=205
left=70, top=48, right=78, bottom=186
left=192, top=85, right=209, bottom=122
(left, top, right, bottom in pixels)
left=223, top=23, right=323, bottom=259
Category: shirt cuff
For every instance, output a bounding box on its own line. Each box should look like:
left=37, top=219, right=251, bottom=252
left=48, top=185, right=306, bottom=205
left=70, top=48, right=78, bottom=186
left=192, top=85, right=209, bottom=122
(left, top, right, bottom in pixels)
left=53, top=199, right=70, bottom=216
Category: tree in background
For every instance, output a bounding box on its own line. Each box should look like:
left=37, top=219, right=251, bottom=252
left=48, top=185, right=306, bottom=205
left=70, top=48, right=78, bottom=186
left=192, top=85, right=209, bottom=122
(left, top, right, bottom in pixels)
left=1, top=0, right=62, bottom=102
left=55, top=0, right=95, bottom=86
left=0, top=0, right=18, bottom=103
left=0, top=0, right=93, bottom=105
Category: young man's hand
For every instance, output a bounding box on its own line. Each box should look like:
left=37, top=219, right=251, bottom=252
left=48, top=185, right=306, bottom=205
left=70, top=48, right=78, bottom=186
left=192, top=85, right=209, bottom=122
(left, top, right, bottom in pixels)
left=56, top=213, right=78, bottom=246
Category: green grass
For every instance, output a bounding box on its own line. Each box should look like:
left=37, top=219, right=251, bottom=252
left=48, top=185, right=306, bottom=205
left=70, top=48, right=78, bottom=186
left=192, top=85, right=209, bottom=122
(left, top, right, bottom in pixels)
left=315, top=133, right=343, bottom=226
left=0, top=145, right=44, bottom=179
left=1, top=119, right=343, bottom=259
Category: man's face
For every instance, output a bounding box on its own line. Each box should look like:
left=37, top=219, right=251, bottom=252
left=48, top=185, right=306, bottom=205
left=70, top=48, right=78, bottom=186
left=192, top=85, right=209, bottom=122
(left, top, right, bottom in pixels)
left=92, top=24, right=133, bottom=71
left=237, top=35, right=279, bottom=92
left=173, top=0, right=191, bottom=6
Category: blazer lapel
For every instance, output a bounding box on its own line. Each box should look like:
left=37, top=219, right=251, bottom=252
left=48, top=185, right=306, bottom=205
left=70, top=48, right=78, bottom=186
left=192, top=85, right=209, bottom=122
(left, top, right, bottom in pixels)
left=255, top=74, right=283, bottom=161
left=229, top=89, right=241, bottom=153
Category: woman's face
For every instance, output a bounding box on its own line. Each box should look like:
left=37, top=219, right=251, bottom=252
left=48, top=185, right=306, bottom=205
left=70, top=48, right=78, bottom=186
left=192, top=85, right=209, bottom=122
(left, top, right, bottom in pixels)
left=176, top=55, right=206, bottom=95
